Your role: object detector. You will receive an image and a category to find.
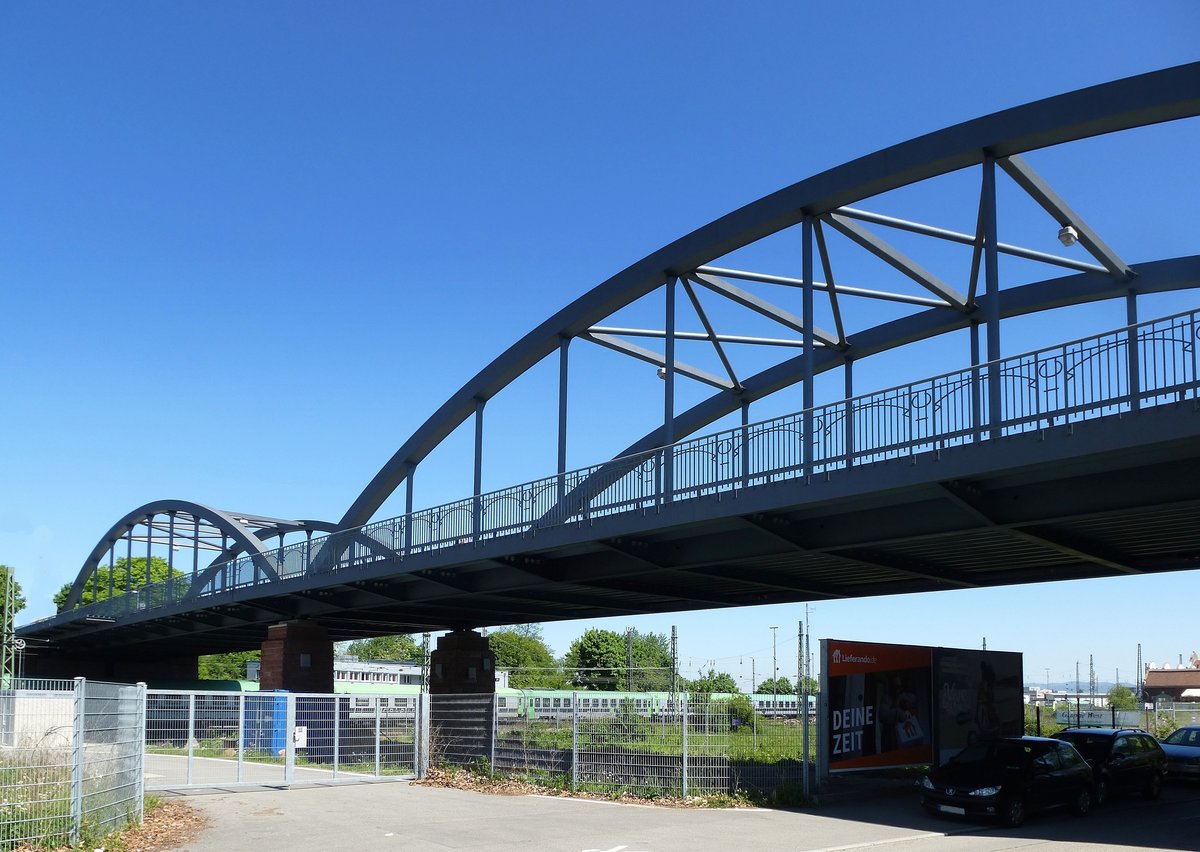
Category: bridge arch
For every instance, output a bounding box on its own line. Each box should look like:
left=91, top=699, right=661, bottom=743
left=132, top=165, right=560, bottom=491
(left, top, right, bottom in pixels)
left=340, top=63, right=1200, bottom=530
left=61, top=501, right=336, bottom=611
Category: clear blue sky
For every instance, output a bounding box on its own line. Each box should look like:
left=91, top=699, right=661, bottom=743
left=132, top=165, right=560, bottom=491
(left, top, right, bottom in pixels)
left=2, top=2, right=1198, bottom=690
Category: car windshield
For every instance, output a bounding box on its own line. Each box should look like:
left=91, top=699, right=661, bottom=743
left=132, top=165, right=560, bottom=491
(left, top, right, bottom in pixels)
left=1163, top=728, right=1200, bottom=746
left=950, top=741, right=1028, bottom=767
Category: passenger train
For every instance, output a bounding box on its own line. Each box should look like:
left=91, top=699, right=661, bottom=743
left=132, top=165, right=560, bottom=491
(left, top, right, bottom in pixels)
left=148, top=679, right=813, bottom=723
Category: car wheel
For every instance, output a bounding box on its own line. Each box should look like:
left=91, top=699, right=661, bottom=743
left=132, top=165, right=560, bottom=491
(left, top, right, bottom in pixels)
left=1001, top=797, right=1027, bottom=828
left=1144, top=771, right=1163, bottom=800
left=1093, top=778, right=1108, bottom=807
left=1072, top=786, right=1092, bottom=817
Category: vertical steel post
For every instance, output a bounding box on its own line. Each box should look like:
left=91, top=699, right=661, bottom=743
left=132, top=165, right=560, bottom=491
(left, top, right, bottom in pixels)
left=417, top=690, right=430, bottom=779
left=1127, top=291, right=1141, bottom=410
left=135, top=683, right=146, bottom=823
left=108, top=545, right=115, bottom=605
left=186, top=692, right=195, bottom=785
left=557, top=335, right=570, bottom=505
left=404, top=462, right=415, bottom=556
left=473, top=398, right=485, bottom=541
left=145, top=514, right=153, bottom=605
left=843, top=358, right=855, bottom=467
left=490, top=693, right=497, bottom=775
left=285, top=694, right=297, bottom=784
left=738, top=400, right=751, bottom=487
left=166, top=513, right=175, bottom=602
left=970, top=321, right=983, bottom=440
left=681, top=691, right=689, bottom=797
left=333, top=696, right=341, bottom=779
left=663, top=278, right=677, bottom=504
left=126, top=533, right=133, bottom=596
left=374, top=698, right=382, bottom=778
left=70, top=677, right=85, bottom=844
left=571, top=692, right=579, bottom=790
left=237, top=693, right=245, bottom=782
left=802, top=217, right=815, bottom=480
left=192, top=515, right=200, bottom=584
left=626, top=628, right=634, bottom=692
left=982, top=157, right=1002, bottom=437
left=803, top=618, right=811, bottom=799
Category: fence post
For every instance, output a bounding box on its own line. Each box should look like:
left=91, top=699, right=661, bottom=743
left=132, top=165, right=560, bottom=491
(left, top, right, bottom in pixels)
left=417, top=691, right=430, bottom=779
left=136, top=683, right=146, bottom=825
left=70, top=677, right=85, bottom=845
left=374, top=697, right=382, bottom=778
left=681, top=692, right=689, bottom=798
left=571, top=692, right=579, bottom=791
left=490, top=693, right=497, bottom=776
left=187, top=692, right=196, bottom=786
left=237, top=693, right=245, bottom=783
left=333, top=696, right=341, bottom=779
left=285, top=695, right=297, bottom=784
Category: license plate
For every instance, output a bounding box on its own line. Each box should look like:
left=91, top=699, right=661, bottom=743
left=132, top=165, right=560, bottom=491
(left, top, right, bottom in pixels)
left=937, top=804, right=966, bottom=815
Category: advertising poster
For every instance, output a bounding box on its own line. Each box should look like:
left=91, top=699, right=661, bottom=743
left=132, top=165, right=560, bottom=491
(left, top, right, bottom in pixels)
left=931, top=648, right=1023, bottom=765
left=825, top=640, right=934, bottom=770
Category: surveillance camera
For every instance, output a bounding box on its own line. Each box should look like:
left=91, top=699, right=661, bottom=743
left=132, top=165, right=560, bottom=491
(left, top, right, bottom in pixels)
left=656, top=366, right=667, bottom=379
left=1058, top=225, right=1079, bottom=247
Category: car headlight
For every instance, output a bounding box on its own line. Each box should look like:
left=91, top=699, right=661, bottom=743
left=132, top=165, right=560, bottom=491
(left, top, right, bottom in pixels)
left=920, top=776, right=934, bottom=790
left=969, top=786, right=1001, bottom=797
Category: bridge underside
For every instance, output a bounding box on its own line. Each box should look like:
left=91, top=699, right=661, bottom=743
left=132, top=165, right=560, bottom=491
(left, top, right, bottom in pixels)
left=27, top=401, right=1200, bottom=662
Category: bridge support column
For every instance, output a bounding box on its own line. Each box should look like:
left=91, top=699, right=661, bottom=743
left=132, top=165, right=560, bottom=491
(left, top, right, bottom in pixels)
left=429, top=630, right=496, bottom=766
left=259, top=620, right=333, bottom=693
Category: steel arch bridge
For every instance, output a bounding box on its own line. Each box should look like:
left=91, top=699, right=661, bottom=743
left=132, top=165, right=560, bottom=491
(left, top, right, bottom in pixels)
left=21, top=63, right=1200, bottom=658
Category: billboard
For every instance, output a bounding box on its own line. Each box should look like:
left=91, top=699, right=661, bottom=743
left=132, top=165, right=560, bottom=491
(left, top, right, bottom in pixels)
left=931, top=647, right=1023, bottom=765
left=824, top=640, right=934, bottom=770
left=822, top=639, right=1022, bottom=772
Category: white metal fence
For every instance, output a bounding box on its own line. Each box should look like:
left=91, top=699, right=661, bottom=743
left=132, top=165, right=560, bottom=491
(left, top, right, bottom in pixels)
left=144, top=690, right=427, bottom=789
left=435, top=692, right=814, bottom=799
left=0, top=678, right=144, bottom=849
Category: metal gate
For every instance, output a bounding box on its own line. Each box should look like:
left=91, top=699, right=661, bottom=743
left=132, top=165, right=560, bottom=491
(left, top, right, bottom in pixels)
left=144, top=689, right=428, bottom=790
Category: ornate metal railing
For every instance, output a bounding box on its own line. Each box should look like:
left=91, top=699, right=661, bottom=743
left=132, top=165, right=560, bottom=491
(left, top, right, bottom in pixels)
left=60, top=308, right=1200, bottom=622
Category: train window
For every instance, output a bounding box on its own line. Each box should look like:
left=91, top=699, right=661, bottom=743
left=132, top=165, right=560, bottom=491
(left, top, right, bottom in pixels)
left=498, top=698, right=507, bottom=708
left=553, top=698, right=562, bottom=708
left=354, top=698, right=370, bottom=708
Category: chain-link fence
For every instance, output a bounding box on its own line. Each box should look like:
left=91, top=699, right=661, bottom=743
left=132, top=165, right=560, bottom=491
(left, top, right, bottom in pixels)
left=433, top=692, right=815, bottom=798
left=144, top=690, right=423, bottom=789
left=0, top=678, right=144, bottom=850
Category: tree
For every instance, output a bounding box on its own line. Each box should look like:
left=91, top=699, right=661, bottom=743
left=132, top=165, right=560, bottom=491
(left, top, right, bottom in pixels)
left=1, top=565, right=26, bottom=625
left=53, top=556, right=184, bottom=611
left=630, top=630, right=674, bottom=690
left=690, top=668, right=739, bottom=694
left=342, top=634, right=420, bottom=662
left=755, top=676, right=794, bottom=696
left=199, top=650, right=261, bottom=681
left=488, top=628, right=568, bottom=689
left=563, top=628, right=626, bottom=690
left=1108, top=684, right=1137, bottom=710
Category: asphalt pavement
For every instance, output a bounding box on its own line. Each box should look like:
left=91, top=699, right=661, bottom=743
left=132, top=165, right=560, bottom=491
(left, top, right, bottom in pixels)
left=163, top=778, right=1200, bottom=852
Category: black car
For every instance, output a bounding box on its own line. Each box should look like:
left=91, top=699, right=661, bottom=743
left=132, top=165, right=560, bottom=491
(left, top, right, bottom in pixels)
left=921, top=736, right=1093, bottom=827
left=1053, top=727, right=1166, bottom=804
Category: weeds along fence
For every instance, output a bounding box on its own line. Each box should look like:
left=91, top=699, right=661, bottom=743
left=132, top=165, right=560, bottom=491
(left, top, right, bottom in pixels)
left=143, top=690, right=427, bottom=789
left=431, top=693, right=815, bottom=799
left=0, top=678, right=144, bottom=850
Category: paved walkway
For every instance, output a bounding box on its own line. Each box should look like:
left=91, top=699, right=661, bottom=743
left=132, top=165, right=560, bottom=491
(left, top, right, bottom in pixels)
left=166, top=780, right=949, bottom=852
